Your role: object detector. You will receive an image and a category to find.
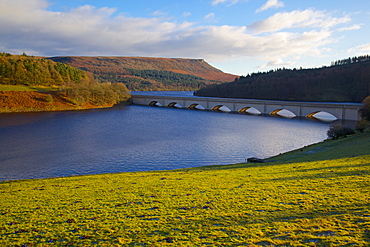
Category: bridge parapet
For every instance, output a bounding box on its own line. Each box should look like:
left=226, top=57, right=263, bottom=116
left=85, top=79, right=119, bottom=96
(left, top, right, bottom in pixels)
left=131, top=94, right=362, bottom=121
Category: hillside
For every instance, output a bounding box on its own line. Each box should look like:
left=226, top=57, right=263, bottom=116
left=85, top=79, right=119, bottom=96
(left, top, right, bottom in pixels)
left=195, top=55, right=370, bottom=103
left=48, top=56, right=238, bottom=91
left=0, top=53, right=130, bottom=113
left=0, top=90, right=85, bottom=113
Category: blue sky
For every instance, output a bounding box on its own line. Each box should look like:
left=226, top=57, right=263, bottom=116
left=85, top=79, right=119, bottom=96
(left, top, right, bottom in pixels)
left=0, top=0, right=369, bottom=75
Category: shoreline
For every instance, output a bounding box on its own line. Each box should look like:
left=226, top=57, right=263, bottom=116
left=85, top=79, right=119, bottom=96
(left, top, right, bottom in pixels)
left=0, top=134, right=368, bottom=245
left=0, top=90, right=131, bottom=114
left=2, top=130, right=369, bottom=183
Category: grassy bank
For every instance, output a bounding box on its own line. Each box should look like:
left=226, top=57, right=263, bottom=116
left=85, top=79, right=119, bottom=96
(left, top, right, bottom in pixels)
left=0, top=85, right=60, bottom=92
left=0, top=90, right=113, bottom=113
left=0, top=84, right=131, bottom=113
left=0, top=132, right=369, bottom=246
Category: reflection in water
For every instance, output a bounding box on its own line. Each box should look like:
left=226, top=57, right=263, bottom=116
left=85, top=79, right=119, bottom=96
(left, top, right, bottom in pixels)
left=0, top=105, right=334, bottom=181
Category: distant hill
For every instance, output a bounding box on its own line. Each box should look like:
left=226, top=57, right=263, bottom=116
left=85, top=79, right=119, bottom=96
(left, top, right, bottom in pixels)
left=48, top=56, right=238, bottom=91
left=195, top=55, right=370, bottom=103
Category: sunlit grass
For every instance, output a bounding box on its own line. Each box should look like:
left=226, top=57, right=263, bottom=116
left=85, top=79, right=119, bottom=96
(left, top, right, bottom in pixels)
left=0, top=84, right=60, bottom=91
left=0, top=132, right=369, bottom=246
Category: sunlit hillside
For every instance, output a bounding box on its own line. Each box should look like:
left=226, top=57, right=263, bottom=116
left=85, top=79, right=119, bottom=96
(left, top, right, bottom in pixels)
left=0, top=53, right=130, bottom=112
left=48, top=56, right=238, bottom=91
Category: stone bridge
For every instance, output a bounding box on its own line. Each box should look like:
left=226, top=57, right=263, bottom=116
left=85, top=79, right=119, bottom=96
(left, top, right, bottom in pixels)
left=131, top=94, right=362, bottom=121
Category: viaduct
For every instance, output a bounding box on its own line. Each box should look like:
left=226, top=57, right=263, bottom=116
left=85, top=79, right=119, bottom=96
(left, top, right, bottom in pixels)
left=131, top=94, right=362, bottom=121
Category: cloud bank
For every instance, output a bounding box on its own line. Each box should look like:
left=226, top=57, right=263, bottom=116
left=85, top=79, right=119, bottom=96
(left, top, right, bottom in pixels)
left=0, top=0, right=358, bottom=69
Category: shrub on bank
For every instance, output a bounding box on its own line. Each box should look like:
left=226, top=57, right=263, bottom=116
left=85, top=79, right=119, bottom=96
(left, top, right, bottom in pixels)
left=355, top=119, right=369, bottom=133
left=327, top=124, right=355, bottom=139
left=64, top=82, right=130, bottom=106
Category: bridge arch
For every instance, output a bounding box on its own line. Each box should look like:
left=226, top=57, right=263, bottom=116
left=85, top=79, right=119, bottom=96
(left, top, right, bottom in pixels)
left=238, top=107, right=261, bottom=115
left=149, top=101, right=162, bottom=107
left=270, top=109, right=296, bottom=118
left=212, top=105, right=231, bottom=112
left=306, top=111, right=337, bottom=122
left=188, top=103, right=205, bottom=110
left=167, top=102, right=182, bottom=108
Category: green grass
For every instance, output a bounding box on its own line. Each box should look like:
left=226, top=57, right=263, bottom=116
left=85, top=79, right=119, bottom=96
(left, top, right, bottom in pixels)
left=0, top=132, right=369, bottom=246
left=0, top=85, right=37, bottom=91
left=0, top=85, right=60, bottom=91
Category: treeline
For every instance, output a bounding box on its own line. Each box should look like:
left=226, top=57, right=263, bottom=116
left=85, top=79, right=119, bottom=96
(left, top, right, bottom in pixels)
left=195, top=55, right=370, bottom=103
left=125, top=69, right=207, bottom=90
left=0, top=52, right=90, bottom=86
left=331, top=55, right=370, bottom=66
left=0, top=53, right=130, bottom=106
left=87, top=68, right=211, bottom=91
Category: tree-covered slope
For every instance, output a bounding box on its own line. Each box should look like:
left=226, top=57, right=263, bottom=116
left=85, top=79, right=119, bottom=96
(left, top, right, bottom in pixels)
left=48, top=56, right=238, bottom=91
left=0, top=53, right=91, bottom=86
left=195, top=55, right=370, bottom=103
left=0, top=53, right=130, bottom=112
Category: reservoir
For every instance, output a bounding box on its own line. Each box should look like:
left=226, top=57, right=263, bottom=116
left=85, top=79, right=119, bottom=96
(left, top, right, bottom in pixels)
left=0, top=92, right=335, bottom=181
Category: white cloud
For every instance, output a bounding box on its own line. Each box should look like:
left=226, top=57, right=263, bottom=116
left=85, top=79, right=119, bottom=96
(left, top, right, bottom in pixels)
left=151, top=10, right=166, bottom=17
left=182, top=12, right=192, bottom=17
left=204, top=13, right=216, bottom=20
left=258, top=59, right=295, bottom=69
left=337, top=24, right=362, bottom=32
left=0, top=0, right=356, bottom=70
left=256, top=0, right=284, bottom=13
left=212, top=0, right=228, bottom=5
left=348, top=43, right=370, bottom=54
left=247, top=9, right=351, bottom=34
left=211, top=0, right=242, bottom=6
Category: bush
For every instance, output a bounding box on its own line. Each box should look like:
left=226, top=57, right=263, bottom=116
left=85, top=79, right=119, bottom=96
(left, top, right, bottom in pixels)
left=361, top=96, right=370, bottom=121
left=45, top=94, right=53, bottom=103
left=64, top=82, right=130, bottom=106
left=327, top=124, right=355, bottom=139
left=355, top=119, right=369, bottom=133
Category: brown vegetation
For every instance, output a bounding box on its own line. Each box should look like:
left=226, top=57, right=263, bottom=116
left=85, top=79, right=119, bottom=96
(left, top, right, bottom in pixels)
left=1, top=91, right=70, bottom=112
left=49, top=56, right=237, bottom=81
left=48, top=56, right=238, bottom=91
left=0, top=53, right=131, bottom=113
left=0, top=91, right=114, bottom=113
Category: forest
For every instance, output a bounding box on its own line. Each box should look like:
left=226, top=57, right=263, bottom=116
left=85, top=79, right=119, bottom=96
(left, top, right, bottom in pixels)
left=195, top=55, right=370, bottom=103
left=0, top=53, right=130, bottom=107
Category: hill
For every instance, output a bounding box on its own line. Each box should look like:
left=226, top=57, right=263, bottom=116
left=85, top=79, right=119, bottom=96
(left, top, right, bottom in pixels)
left=0, top=53, right=130, bottom=112
left=195, top=55, right=370, bottom=103
left=48, top=56, right=238, bottom=91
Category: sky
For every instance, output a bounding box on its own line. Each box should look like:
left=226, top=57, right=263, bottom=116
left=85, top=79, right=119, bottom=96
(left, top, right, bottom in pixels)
left=0, top=0, right=369, bottom=75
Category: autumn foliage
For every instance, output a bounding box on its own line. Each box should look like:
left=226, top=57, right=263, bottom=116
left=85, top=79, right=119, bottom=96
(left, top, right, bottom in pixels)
left=48, top=56, right=238, bottom=91
left=0, top=53, right=130, bottom=112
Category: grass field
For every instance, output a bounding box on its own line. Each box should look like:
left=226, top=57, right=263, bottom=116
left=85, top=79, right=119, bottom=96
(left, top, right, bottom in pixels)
left=0, top=132, right=369, bottom=246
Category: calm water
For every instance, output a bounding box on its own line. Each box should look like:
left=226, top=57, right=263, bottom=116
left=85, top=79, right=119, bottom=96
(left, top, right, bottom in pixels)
left=0, top=101, right=332, bottom=181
